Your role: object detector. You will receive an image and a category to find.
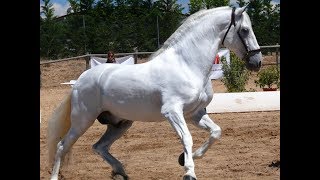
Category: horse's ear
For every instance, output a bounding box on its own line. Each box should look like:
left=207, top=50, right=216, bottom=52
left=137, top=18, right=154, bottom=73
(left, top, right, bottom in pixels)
left=235, top=4, right=248, bottom=16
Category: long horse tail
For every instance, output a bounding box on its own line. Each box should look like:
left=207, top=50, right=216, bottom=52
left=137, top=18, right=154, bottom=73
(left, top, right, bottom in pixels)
left=47, top=90, right=72, bottom=167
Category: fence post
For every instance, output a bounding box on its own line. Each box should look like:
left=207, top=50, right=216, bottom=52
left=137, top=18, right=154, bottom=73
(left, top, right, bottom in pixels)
left=133, top=47, right=138, bottom=64
left=85, top=55, right=90, bottom=70
left=275, top=43, right=279, bottom=68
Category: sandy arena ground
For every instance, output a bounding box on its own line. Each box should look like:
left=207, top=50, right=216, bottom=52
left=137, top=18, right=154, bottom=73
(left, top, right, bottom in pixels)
left=40, top=56, right=280, bottom=179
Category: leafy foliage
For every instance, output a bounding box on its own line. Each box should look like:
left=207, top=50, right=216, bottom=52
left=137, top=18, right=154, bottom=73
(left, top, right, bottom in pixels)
left=41, top=0, right=56, bottom=20
left=189, top=0, right=228, bottom=14
left=39, top=0, right=279, bottom=60
left=237, top=0, right=280, bottom=46
left=40, top=0, right=67, bottom=59
left=254, top=65, right=280, bottom=89
left=221, top=52, right=250, bottom=92
left=189, top=0, right=205, bottom=14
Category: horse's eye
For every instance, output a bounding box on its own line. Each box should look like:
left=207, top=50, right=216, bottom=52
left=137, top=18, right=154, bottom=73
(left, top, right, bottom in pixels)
left=241, top=28, right=249, bottom=36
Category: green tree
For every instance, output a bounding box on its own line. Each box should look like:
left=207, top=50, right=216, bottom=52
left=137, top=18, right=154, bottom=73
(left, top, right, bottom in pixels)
left=68, top=0, right=81, bottom=12
left=40, top=0, right=67, bottom=59
left=63, top=0, right=96, bottom=54
left=237, top=0, right=280, bottom=45
left=40, top=0, right=187, bottom=59
left=95, top=0, right=115, bottom=20
left=189, top=0, right=205, bottom=14
left=62, top=13, right=89, bottom=55
left=80, top=0, right=95, bottom=11
left=89, top=0, right=115, bottom=53
left=204, top=0, right=229, bottom=9
left=155, top=0, right=184, bottom=46
left=189, top=0, right=228, bottom=14
left=109, top=2, right=136, bottom=52
left=140, top=0, right=161, bottom=51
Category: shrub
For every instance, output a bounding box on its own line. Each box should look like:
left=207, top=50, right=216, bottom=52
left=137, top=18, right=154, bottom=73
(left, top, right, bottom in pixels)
left=254, top=65, right=280, bottom=89
left=221, top=52, right=250, bottom=92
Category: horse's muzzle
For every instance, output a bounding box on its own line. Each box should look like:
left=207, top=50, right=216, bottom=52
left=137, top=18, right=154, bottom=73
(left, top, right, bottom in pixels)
left=245, top=52, right=262, bottom=71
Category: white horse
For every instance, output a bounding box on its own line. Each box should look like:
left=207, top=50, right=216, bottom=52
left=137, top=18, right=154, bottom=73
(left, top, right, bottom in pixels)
left=47, top=5, right=262, bottom=180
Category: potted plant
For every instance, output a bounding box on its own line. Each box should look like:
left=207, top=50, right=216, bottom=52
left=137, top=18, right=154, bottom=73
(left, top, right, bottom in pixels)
left=254, top=65, right=280, bottom=91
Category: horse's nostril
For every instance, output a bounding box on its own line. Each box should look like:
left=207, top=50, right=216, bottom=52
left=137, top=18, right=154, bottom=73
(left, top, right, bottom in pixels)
left=258, top=61, right=261, bottom=68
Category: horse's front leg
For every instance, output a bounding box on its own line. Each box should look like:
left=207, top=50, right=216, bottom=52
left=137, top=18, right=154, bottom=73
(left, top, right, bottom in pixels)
left=191, top=108, right=221, bottom=159
left=161, top=103, right=196, bottom=180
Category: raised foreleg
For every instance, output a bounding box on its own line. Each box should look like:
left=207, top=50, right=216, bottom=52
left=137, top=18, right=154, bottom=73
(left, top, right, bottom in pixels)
left=191, top=109, right=221, bottom=159
left=178, top=109, right=221, bottom=166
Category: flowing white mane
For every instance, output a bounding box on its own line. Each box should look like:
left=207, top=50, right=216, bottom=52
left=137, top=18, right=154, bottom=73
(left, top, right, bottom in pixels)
left=149, top=6, right=231, bottom=60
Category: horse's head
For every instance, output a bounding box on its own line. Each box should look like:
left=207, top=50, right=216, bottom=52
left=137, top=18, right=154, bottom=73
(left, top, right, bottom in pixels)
left=221, top=6, right=262, bottom=71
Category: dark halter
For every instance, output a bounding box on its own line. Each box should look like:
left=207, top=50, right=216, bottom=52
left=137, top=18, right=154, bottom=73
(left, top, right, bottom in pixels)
left=221, top=7, right=261, bottom=60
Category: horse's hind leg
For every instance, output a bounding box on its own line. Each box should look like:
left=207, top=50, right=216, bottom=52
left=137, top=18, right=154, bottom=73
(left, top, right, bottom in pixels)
left=191, top=109, right=221, bottom=159
left=92, top=119, right=133, bottom=179
left=51, top=116, right=96, bottom=180
left=179, top=109, right=221, bottom=166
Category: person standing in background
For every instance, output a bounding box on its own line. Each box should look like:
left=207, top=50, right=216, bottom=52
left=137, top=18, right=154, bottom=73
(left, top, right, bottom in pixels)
left=106, top=51, right=116, bottom=63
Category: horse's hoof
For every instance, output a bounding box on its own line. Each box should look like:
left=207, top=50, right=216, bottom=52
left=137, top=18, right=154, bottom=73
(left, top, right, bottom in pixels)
left=113, top=174, right=128, bottom=180
left=178, top=152, right=184, bottom=166
left=112, top=172, right=128, bottom=180
left=183, top=175, right=196, bottom=180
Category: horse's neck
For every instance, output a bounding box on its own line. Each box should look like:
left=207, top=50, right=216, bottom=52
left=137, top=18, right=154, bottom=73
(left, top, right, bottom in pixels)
left=177, top=36, right=220, bottom=78
left=159, top=11, right=229, bottom=81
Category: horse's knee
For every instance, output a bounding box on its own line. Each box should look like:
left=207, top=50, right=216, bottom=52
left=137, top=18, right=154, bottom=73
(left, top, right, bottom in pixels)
left=210, top=125, right=221, bottom=140
left=182, top=133, right=193, bottom=147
